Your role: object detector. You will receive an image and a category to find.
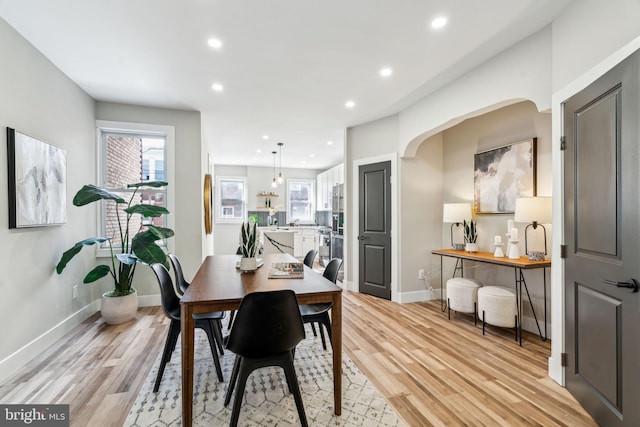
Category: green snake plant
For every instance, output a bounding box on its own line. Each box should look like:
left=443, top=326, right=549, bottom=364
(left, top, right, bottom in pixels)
left=239, top=221, right=258, bottom=258
left=463, top=219, right=477, bottom=244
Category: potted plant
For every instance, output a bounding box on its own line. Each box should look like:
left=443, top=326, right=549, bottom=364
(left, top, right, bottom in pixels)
left=464, top=219, right=478, bottom=252
left=56, top=181, right=175, bottom=324
left=239, top=221, right=259, bottom=271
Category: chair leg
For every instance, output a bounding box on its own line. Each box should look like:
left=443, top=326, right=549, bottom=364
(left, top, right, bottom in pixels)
left=154, top=321, right=180, bottom=392
left=318, top=323, right=327, bottom=350
left=282, top=354, right=308, bottom=427
left=227, top=310, right=235, bottom=330
left=229, top=359, right=251, bottom=427
left=224, top=355, right=241, bottom=407
left=515, top=315, right=518, bottom=342
left=213, top=319, right=225, bottom=355
left=319, top=313, right=332, bottom=348
left=201, top=321, right=224, bottom=382
left=310, top=322, right=318, bottom=337
left=447, top=298, right=451, bottom=320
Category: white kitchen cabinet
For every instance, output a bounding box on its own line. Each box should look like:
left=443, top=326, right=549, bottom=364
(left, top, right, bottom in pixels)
left=301, top=229, right=318, bottom=257
left=293, top=231, right=303, bottom=257
left=316, top=163, right=343, bottom=212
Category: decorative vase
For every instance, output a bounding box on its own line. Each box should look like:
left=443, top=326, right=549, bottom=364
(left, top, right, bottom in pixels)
left=101, top=289, right=138, bottom=325
left=240, top=257, right=258, bottom=272
left=465, top=243, right=478, bottom=253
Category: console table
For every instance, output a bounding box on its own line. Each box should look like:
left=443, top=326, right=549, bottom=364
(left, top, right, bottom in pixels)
left=432, top=249, right=550, bottom=345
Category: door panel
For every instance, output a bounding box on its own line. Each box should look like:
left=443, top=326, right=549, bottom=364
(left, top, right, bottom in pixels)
left=564, top=48, right=640, bottom=427
left=359, top=161, right=391, bottom=300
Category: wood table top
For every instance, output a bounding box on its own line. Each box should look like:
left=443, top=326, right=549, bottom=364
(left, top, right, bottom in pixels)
left=181, top=253, right=342, bottom=306
left=431, top=248, right=551, bottom=269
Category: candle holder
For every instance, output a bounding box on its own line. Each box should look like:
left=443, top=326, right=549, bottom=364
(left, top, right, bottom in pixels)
left=493, top=243, right=504, bottom=258
left=508, top=239, right=520, bottom=259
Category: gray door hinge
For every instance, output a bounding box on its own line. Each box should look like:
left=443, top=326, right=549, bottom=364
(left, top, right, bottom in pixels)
left=560, top=136, right=567, bottom=151
left=561, top=352, right=568, bottom=367
left=560, top=245, right=567, bottom=258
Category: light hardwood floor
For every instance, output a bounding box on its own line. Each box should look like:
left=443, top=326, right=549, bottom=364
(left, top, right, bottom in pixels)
left=0, top=291, right=597, bottom=426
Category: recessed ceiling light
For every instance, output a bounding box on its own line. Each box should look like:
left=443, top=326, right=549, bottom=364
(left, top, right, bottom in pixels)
left=262, top=135, right=270, bottom=140
left=345, top=100, right=356, bottom=108
left=208, top=38, right=222, bottom=49
left=310, top=154, right=316, bottom=158
left=431, top=16, right=447, bottom=29
left=327, top=141, right=333, bottom=145
left=302, top=160, right=307, bottom=165
left=211, top=83, right=224, bottom=92
left=256, top=149, right=262, bottom=153
left=380, top=67, right=393, bottom=77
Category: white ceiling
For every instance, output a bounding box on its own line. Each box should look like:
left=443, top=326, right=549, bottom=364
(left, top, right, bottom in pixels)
left=0, top=0, right=570, bottom=170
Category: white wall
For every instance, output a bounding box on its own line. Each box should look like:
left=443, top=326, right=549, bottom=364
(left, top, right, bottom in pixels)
left=0, top=18, right=97, bottom=382
left=95, top=102, right=203, bottom=284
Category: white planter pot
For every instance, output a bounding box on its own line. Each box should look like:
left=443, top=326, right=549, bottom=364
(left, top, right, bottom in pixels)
left=101, top=289, right=138, bottom=325
left=465, top=243, right=479, bottom=253
left=239, top=257, right=258, bottom=272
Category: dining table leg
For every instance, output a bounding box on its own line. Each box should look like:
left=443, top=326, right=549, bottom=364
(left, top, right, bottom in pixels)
left=331, top=293, right=342, bottom=415
left=181, top=304, right=195, bottom=427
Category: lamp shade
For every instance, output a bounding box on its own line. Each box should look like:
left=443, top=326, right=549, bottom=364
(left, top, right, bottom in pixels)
left=443, top=203, right=471, bottom=223
left=514, top=197, right=552, bottom=223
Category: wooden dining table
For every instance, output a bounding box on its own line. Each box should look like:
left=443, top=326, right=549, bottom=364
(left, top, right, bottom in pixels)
left=180, top=253, right=343, bottom=427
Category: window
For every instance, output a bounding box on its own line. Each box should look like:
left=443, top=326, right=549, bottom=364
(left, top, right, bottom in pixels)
left=287, top=179, right=315, bottom=223
left=96, top=121, right=175, bottom=254
left=217, top=177, right=247, bottom=223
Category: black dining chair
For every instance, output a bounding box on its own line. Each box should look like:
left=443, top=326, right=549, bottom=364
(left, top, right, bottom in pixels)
left=167, top=253, right=225, bottom=355
left=299, top=258, right=342, bottom=350
left=303, top=249, right=317, bottom=269
left=149, top=263, right=224, bottom=392
left=224, top=290, right=308, bottom=427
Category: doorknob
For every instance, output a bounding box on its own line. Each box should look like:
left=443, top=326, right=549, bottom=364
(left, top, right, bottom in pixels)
left=603, top=278, right=639, bottom=292
left=357, top=236, right=368, bottom=241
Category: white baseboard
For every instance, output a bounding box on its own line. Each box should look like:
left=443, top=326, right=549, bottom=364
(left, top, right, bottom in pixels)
left=0, top=299, right=100, bottom=385
left=397, top=289, right=438, bottom=303
left=341, top=279, right=355, bottom=292
left=0, top=294, right=162, bottom=385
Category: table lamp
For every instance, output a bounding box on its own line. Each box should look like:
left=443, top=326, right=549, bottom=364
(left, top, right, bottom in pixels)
left=514, top=197, right=552, bottom=260
left=443, top=203, right=471, bottom=250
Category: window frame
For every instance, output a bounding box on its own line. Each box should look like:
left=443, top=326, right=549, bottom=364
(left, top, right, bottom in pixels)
left=286, top=178, right=316, bottom=224
left=215, top=176, right=248, bottom=224
left=95, top=120, right=175, bottom=258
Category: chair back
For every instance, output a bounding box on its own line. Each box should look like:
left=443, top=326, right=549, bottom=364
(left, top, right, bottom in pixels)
left=226, top=290, right=305, bottom=359
left=303, top=249, right=318, bottom=268
left=168, top=253, right=189, bottom=295
left=322, top=258, right=343, bottom=284
left=150, top=263, right=181, bottom=321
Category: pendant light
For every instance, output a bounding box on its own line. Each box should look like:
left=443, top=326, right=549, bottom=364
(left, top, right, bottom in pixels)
left=271, top=151, right=278, bottom=188
left=277, top=142, right=284, bottom=184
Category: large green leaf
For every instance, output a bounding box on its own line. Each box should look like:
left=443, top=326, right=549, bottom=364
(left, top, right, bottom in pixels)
left=127, top=181, right=168, bottom=189
left=83, top=265, right=111, bottom=283
left=73, top=185, right=125, bottom=206
left=124, top=204, right=169, bottom=217
left=132, top=237, right=168, bottom=268
left=116, top=253, right=138, bottom=265
left=145, top=225, right=175, bottom=240
left=56, top=237, right=108, bottom=273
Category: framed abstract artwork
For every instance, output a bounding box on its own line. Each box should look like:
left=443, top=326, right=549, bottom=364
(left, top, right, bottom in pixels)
left=473, top=137, right=536, bottom=214
left=7, top=127, right=67, bottom=228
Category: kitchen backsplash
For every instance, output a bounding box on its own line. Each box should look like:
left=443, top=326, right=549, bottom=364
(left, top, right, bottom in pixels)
left=246, top=210, right=331, bottom=227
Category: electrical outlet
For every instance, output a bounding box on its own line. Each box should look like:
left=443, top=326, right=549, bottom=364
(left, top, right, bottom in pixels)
left=418, top=269, right=425, bottom=280
left=72, top=285, right=78, bottom=299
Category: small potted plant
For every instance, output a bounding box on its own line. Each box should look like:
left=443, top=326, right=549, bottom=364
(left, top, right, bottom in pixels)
left=56, top=182, right=174, bottom=324
left=464, top=219, right=478, bottom=252
left=239, top=221, right=259, bottom=271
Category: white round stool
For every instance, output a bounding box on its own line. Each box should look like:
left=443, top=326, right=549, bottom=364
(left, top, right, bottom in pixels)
left=477, top=286, right=518, bottom=341
left=446, top=277, right=482, bottom=324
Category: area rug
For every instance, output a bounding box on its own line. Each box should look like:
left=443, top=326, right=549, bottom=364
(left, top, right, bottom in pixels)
left=124, top=326, right=405, bottom=426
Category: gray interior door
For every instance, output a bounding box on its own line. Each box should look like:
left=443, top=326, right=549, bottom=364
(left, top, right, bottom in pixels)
left=563, top=48, right=640, bottom=427
left=358, top=161, right=392, bottom=299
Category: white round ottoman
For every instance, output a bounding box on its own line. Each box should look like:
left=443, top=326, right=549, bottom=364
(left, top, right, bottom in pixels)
left=446, top=277, right=482, bottom=324
left=477, top=286, right=518, bottom=340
